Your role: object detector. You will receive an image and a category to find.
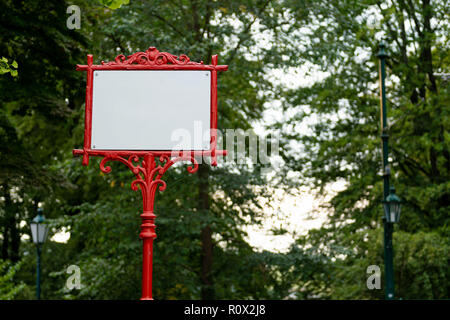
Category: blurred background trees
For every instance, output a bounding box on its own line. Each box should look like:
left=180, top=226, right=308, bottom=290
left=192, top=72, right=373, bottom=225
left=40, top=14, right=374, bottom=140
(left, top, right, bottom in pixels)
left=0, top=0, right=448, bottom=299
left=277, top=0, right=449, bottom=299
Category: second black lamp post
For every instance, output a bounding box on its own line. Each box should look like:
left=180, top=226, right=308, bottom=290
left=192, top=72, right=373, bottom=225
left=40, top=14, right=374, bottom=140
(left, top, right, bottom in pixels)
left=377, top=41, right=402, bottom=300
left=30, top=208, right=49, bottom=300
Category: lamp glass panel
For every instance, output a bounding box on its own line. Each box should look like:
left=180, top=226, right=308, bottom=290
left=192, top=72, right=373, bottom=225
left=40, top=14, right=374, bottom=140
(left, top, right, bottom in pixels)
left=37, top=223, right=48, bottom=243
left=31, top=223, right=38, bottom=244
left=31, top=222, right=48, bottom=244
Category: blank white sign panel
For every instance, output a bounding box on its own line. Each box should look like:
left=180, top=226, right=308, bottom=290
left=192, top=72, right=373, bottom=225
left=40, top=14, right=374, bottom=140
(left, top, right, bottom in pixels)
left=91, top=70, right=211, bottom=150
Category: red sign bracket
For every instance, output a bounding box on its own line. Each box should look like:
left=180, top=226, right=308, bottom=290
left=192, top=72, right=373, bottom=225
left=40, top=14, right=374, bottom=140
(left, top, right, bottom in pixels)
left=73, top=47, right=227, bottom=299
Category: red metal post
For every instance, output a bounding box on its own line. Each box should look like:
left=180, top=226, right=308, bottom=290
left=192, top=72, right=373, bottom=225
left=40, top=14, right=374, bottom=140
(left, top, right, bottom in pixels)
left=89, top=152, right=202, bottom=299
left=74, top=48, right=228, bottom=299
left=211, top=55, right=218, bottom=166
left=140, top=214, right=155, bottom=299
left=82, top=54, right=93, bottom=166
left=139, top=154, right=157, bottom=300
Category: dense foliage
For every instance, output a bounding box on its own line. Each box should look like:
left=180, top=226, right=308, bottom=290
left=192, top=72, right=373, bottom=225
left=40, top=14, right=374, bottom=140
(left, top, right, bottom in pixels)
left=277, top=0, right=449, bottom=298
left=0, top=0, right=448, bottom=300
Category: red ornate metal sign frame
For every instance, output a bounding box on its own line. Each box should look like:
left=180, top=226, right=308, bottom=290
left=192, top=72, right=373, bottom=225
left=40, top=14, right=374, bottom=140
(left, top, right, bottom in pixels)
left=73, top=47, right=227, bottom=300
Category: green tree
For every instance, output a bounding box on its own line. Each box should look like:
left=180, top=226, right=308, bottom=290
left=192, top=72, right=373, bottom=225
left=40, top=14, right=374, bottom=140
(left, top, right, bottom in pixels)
left=279, top=0, right=449, bottom=298
left=0, top=0, right=87, bottom=265
left=0, top=259, right=25, bottom=299
left=33, top=0, right=312, bottom=299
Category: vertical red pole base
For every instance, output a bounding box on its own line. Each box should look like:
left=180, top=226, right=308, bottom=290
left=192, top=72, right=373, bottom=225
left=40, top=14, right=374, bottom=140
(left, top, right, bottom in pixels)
left=84, top=153, right=201, bottom=299
left=140, top=211, right=157, bottom=300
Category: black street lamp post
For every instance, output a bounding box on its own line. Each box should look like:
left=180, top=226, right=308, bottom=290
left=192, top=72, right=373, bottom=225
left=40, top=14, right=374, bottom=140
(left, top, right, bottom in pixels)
left=377, top=41, right=402, bottom=300
left=30, top=208, right=48, bottom=300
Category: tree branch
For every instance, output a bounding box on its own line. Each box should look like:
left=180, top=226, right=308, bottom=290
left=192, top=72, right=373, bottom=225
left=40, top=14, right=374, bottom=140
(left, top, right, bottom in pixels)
left=147, top=10, right=185, bottom=38
left=225, top=0, right=272, bottom=65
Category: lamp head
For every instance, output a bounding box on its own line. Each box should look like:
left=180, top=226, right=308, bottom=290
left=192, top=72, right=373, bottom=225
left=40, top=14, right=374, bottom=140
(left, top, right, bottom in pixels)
left=30, top=208, right=48, bottom=244
left=377, top=41, right=389, bottom=59
left=384, top=186, right=402, bottom=223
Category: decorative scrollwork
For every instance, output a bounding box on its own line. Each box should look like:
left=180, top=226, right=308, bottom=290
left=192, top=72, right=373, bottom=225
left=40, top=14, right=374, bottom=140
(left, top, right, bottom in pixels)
left=101, top=47, right=204, bottom=66
left=98, top=153, right=198, bottom=212
left=100, top=154, right=143, bottom=175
